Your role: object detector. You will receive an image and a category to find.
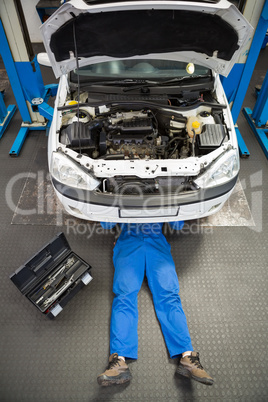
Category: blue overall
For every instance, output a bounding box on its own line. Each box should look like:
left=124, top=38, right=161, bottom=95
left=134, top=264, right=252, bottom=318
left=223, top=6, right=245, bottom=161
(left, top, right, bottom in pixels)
left=101, top=222, right=193, bottom=360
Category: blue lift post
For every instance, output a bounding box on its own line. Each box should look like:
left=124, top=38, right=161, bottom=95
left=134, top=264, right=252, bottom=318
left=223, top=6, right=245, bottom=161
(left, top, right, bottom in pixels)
left=230, top=0, right=268, bottom=157
left=0, top=92, right=16, bottom=139
left=243, top=69, right=268, bottom=159
left=0, top=17, right=58, bottom=156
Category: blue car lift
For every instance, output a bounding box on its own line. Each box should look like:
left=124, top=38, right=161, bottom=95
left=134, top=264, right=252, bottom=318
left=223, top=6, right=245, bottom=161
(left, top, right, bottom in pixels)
left=228, top=0, right=268, bottom=157
left=0, top=1, right=58, bottom=156
left=243, top=70, right=268, bottom=159
left=0, top=91, right=16, bottom=140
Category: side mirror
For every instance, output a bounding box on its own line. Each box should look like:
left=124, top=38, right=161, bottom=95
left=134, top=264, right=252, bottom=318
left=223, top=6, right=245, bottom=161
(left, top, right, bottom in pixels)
left=37, top=53, right=52, bottom=67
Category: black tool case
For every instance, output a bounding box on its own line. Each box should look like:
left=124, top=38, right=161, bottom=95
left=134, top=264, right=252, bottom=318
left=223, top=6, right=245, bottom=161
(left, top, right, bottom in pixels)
left=10, top=233, right=92, bottom=318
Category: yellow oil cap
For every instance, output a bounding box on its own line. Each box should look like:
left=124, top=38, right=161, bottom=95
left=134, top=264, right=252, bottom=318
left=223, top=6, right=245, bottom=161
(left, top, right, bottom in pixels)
left=192, top=121, right=200, bottom=129
left=67, top=100, right=78, bottom=105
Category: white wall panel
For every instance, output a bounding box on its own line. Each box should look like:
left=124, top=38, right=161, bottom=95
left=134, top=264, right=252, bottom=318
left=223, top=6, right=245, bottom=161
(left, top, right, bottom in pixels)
left=0, top=0, right=29, bottom=60
left=21, top=0, right=42, bottom=43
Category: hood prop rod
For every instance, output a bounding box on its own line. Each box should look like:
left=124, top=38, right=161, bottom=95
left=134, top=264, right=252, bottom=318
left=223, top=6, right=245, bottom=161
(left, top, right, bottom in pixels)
left=73, top=19, right=82, bottom=156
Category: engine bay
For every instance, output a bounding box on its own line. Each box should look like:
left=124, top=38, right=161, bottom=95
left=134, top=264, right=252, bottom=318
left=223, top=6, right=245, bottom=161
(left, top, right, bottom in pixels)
left=59, top=92, right=228, bottom=161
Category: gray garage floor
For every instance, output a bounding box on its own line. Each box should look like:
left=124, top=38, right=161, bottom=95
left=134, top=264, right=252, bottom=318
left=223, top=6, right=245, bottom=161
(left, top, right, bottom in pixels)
left=0, top=46, right=267, bottom=402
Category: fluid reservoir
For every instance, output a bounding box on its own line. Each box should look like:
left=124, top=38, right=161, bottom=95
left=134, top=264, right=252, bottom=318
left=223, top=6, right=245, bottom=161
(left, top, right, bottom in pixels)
left=198, top=111, right=215, bottom=125
left=187, top=116, right=202, bottom=138
left=72, top=110, right=91, bottom=124
left=62, top=101, right=78, bottom=125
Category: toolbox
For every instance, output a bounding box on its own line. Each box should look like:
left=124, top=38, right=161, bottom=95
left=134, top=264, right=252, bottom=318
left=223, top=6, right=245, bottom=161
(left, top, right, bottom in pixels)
left=10, top=233, right=92, bottom=318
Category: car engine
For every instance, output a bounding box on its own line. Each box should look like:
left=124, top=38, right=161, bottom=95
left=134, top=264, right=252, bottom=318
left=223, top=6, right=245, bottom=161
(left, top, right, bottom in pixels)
left=59, top=101, right=228, bottom=160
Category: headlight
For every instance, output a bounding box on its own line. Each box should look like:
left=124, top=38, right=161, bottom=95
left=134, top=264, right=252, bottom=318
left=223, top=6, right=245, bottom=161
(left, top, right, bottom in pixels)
left=51, top=152, right=100, bottom=191
left=194, top=149, right=239, bottom=189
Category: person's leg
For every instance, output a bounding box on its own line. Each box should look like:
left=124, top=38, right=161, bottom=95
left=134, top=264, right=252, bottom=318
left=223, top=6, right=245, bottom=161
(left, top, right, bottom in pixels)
left=98, top=227, right=146, bottom=386
left=110, top=233, right=145, bottom=360
left=177, top=351, right=214, bottom=385
left=145, top=233, right=213, bottom=385
left=144, top=234, right=193, bottom=358
left=97, top=353, right=132, bottom=386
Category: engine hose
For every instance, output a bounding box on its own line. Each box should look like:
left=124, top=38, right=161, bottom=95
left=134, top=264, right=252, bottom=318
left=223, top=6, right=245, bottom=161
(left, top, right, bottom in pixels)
left=168, top=136, right=185, bottom=145
left=192, top=129, right=196, bottom=157
left=168, top=142, right=179, bottom=158
left=98, top=154, right=125, bottom=160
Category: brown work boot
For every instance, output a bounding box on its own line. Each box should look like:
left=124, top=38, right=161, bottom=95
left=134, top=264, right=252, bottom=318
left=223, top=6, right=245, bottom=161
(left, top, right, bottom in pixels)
left=97, top=353, right=132, bottom=386
left=177, top=352, right=214, bottom=385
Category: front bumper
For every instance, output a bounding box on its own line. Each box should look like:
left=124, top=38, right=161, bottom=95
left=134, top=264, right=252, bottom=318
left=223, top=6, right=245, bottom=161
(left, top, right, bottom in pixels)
left=52, top=175, right=238, bottom=222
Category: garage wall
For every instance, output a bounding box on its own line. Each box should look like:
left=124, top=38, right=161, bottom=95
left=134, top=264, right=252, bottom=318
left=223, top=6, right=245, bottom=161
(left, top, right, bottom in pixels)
left=21, top=0, right=42, bottom=42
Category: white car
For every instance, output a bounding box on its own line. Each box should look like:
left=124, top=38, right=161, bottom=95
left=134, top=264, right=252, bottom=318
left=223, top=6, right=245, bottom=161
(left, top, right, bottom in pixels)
left=40, top=0, right=252, bottom=223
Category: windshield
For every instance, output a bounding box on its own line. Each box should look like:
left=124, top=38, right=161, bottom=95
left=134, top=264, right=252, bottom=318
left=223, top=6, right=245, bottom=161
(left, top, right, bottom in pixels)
left=71, top=59, right=210, bottom=82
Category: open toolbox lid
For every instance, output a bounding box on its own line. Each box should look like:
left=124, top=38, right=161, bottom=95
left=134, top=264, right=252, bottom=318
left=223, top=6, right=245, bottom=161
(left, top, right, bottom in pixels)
left=10, top=233, right=72, bottom=295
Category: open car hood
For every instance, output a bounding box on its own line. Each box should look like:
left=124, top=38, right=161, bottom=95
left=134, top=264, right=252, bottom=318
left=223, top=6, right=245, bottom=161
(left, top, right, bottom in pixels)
left=40, top=0, right=252, bottom=79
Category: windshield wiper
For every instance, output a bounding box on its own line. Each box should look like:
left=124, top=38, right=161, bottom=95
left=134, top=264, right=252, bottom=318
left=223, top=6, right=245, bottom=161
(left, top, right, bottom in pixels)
left=80, top=78, right=158, bottom=87
left=123, top=75, right=210, bottom=92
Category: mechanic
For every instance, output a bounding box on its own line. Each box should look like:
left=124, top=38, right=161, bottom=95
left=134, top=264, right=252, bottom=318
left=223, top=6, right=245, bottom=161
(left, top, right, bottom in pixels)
left=97, top=221, right=214, bottom=387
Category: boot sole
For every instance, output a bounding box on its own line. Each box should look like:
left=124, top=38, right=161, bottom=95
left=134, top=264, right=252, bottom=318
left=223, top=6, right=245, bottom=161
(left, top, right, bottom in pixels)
left=177, top=366, right=214, bottom=386
left=97, top=372, right=132, bottom=387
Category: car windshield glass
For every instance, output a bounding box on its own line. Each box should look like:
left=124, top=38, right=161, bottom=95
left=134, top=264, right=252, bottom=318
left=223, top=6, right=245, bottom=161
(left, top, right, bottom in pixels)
left=72, top=59, right=210, bottom=82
